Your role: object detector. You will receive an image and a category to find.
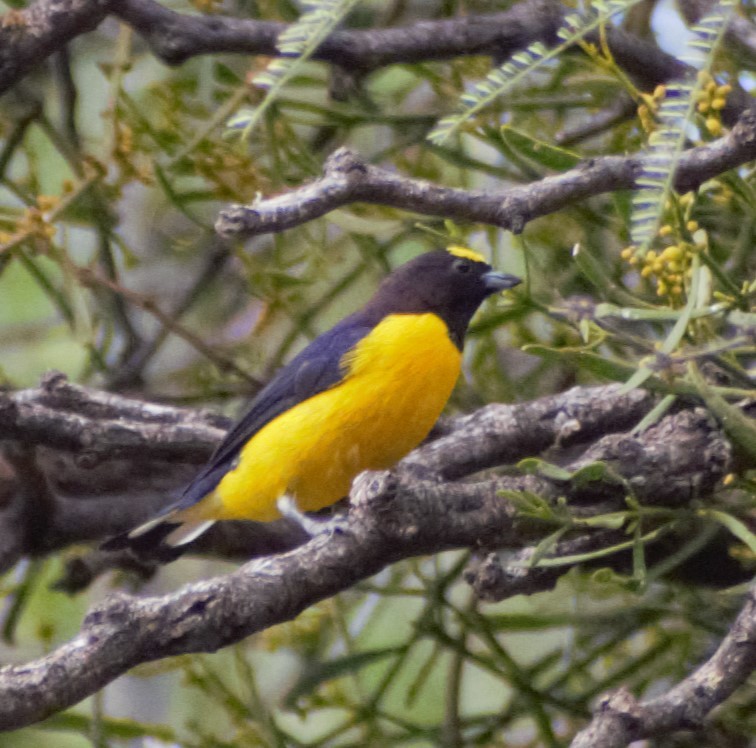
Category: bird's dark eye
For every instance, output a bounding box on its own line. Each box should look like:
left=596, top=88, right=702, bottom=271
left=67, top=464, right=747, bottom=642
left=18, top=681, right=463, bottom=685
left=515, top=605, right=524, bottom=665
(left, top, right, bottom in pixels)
left=453, top=259, right=471, bottom=274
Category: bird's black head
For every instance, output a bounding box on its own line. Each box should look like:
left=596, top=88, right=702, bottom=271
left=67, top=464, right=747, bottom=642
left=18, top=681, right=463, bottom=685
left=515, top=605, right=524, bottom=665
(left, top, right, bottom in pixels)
left=363, top=247, right=521, bottom=349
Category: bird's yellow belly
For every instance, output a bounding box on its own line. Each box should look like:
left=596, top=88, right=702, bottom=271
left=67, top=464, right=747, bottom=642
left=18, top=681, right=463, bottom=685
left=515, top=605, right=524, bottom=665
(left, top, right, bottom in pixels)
left=212, top=313, right=461, bottom=521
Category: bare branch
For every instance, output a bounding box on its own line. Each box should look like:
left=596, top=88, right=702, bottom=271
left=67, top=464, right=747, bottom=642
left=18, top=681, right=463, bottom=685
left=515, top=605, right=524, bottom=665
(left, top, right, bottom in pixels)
left=216, top=110, right=756, bottom=238
left=0, top=0, right=112, bottom=96
left=570, top=585, right=756, bottom=748
left=113, top=0, right=565, bottom=71
left=2, top=0, right=751, bottom=122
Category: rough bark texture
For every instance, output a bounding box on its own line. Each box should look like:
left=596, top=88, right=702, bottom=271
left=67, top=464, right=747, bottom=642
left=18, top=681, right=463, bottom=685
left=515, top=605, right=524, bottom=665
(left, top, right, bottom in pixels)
left=0, top=376, right=748, bottom=733
left=215, top=112, right=756, bottom=238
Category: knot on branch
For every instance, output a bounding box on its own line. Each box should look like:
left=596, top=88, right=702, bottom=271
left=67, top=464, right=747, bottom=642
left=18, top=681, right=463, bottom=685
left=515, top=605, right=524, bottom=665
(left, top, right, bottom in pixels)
left=324, top=147, right=367, bottom=179
left=351, top=470, right=400, bottom=516
left=732, top=108, right=756, bottom=147
left=214, top=204, right=260, bottom=238
left=572, top=407, right=730, bottom=506
left=40, top=369, right=69, bottom=393
left=83, top=591, right=137, bottom=629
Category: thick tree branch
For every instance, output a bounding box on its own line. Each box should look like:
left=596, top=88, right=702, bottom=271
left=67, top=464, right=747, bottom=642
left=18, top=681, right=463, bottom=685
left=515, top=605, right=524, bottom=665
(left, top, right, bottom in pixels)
left=215, top=110, right=756, bottom=238
left=0, top=381, right=740, bottom=731
left=0, top=0, right=563, bottom=97
left=0, top=0, right=112, bottom=97
left=2, top=0, right=752, bottom=122
left=0, top=376, right=651, bottom=568
left=570, top=585, right=756, bottom=748
left=113, top=0, right=565, bottom=71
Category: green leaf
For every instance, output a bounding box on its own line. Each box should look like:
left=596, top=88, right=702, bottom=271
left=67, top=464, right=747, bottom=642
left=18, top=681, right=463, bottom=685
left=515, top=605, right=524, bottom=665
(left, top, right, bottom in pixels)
left=524, top=344, right=652, bottom=384
left=285, top=647, right=401, bottom=707
left=429, top=0, right=646, bottom=144
left=631, top=0, right=736, bottom=250
left=688, top=361, right=756, bottom=461
left=619, top=254, right=703, bottom=394
left=498, top=489, right=558, bottom=521
left=525, top=525, right=669, bottom=568
left=500, top=126, right=581, bottom=171
left=594, top=301, right=728, bottom=322
left=571, top=461, right=612, bottom=486
left=38, top=711, right=176, bottom=741
left=213, top=62, right=243, bottom=86
left=576, top=512, right=627, bottom=530
left=517, top=458, right=573, bottom=481
left=700, top=510, right=756, bottom=554
left=632, top=521, right=648, bottom=590
left=233, top=0, right=363, bottom=140
left=631, top=393, right=677, bottom=435
left=529, top=525, right=571, bottom=567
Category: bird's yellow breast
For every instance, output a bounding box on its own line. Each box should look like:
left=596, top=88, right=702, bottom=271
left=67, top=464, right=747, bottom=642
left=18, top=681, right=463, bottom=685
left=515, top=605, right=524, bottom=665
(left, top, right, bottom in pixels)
left=207, top=313, right=461, bottom=521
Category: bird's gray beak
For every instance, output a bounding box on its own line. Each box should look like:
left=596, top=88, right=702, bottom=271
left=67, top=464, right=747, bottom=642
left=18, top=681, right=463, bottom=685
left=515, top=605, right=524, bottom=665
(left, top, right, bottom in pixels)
left=483, top=270, right=522, bottom=294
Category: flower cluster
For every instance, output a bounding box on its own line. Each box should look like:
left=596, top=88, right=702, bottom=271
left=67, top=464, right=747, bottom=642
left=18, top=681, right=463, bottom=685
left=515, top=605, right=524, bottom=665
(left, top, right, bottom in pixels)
left=695, top=71, right=732, bottom=137
left=621, top=199, right=704, bottom=304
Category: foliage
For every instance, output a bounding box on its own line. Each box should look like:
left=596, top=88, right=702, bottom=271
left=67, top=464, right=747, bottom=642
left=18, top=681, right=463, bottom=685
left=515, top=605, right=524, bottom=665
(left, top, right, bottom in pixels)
left=0, top=0, right=754, bottom=746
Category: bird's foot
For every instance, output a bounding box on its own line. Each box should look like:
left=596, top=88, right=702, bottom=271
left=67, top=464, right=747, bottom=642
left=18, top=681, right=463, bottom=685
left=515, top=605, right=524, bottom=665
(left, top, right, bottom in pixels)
left=277, top=495, right=346, bottom=537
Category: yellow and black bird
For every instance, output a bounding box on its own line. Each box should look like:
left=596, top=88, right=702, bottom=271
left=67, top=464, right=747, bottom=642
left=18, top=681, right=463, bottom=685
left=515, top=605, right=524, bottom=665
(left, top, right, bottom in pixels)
left=105, top=247, right=520, bottom=553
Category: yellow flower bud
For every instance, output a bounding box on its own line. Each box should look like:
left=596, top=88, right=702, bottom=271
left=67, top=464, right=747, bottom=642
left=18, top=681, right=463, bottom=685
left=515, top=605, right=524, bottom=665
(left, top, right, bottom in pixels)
left=706, top=117, right=722, bottom=136
left=661, top=245, right=683, bottom=261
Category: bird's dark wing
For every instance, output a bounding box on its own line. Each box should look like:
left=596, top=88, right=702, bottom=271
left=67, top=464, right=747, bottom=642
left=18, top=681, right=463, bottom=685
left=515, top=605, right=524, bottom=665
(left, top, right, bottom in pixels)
left=172, top=314, right=374, bottom=511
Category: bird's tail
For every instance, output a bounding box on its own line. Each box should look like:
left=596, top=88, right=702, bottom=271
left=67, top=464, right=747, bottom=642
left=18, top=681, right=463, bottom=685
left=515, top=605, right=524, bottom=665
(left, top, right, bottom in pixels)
left=101, top=514, right=216, bottom=558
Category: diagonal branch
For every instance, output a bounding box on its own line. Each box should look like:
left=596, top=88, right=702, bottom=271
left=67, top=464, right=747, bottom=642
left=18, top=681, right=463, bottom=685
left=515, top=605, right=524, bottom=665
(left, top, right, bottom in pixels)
left=570, top=585, right=756, bottom=748
left=0, top=393, right=738, bottom=731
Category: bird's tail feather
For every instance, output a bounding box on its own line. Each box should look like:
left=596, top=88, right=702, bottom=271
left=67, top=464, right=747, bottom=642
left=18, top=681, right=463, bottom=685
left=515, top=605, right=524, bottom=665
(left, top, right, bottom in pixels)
left=164, top=520, right=216, bottom=547
left=101, top=516, right=215, bottom=559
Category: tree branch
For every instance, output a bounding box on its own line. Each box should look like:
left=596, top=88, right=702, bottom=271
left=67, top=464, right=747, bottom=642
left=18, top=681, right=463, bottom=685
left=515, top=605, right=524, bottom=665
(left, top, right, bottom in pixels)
left=0, top=380, right=740, bottom=731
left=570, top=585, right=756, bottom=748
left=0, top=0, right=113, bottom=97
left=0, top=376, right=650, bottom=568
left=113, top=0, right=565, bottom=71
left=215, top=110, right=756, bottom=238
left=2, top=0, right=752, bottom=123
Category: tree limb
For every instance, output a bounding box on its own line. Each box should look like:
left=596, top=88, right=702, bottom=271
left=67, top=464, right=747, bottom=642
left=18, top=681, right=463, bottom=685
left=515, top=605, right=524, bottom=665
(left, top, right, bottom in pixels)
left=2, top=0, right=752, bottom=122
left=0, top=376, right=650, bottom=568
left=570, top=585, right=756, bottom=748
left=0, top=380, right=740, bottom=731
left=215, top=110, right=756, bottom=238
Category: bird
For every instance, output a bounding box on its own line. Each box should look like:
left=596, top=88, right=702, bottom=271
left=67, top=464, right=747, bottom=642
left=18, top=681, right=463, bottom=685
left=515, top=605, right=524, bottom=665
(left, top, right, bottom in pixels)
left=103, top=246, right=521, bottom=554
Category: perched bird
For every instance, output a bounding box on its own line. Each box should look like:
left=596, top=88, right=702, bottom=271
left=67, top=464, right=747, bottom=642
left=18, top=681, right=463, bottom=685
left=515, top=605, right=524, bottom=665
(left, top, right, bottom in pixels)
left=105, top=247, right=520, bottom=553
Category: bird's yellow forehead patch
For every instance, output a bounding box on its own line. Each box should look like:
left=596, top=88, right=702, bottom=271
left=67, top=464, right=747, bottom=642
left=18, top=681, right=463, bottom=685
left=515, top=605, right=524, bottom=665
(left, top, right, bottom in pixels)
left=447, top=245, right=487, bottom=264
